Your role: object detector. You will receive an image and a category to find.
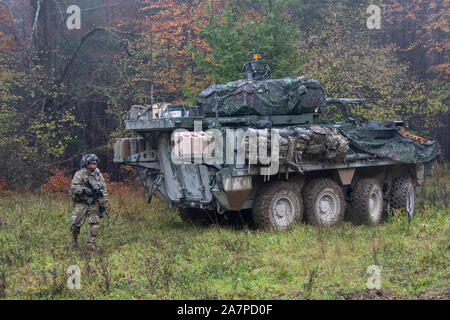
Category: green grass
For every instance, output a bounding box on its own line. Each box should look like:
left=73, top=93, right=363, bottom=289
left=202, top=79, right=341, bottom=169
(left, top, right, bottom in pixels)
left=0, top=170, right=448, bottom=300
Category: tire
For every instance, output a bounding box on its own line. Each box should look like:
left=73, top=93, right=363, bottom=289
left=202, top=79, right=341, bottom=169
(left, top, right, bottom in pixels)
left=389, top=177, right=415, bottom=220
left=349, top=178, right=384, bottom=225
left=303, top=178, right=345, bottom=226
left=252, top=181, right=303, bottom=230
left=179, top=208, right=217, bottom=226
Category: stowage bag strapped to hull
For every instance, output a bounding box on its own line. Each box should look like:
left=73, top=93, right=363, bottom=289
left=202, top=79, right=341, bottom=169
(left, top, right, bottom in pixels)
left=197, top=77, right=326, bottom=116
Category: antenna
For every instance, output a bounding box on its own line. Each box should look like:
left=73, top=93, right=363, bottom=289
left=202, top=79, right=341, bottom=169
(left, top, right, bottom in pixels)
left=211, top=0, right=218, bottom=123
left=150, top=82, right=154, bottom=106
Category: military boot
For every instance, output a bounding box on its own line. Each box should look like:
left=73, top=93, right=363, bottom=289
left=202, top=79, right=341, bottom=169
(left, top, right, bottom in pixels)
left=87, top=242, right=100, bottom=252
left=71, top=232, right=80, bottom=250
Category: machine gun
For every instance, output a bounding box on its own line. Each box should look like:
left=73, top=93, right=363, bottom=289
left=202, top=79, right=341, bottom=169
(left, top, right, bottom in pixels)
left=83, top=180, right=104, bottom=205
left=326, top=98, right=366, bottom=105
left=323, top=98, right=366, bottom=117
left=84, top=180, right=107, bottom=218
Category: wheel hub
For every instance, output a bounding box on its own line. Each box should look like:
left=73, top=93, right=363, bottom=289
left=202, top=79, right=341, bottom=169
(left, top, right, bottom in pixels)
left=315, top=188, right=340, bottom=225
left=406, top=184, right=415, bottom=219
left=368, top=186, right=382, bottom=222
left=272, top=196, right=295, bottom=227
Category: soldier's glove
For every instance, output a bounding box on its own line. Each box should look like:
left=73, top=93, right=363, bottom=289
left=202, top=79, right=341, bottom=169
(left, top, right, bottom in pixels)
left=99, top=204, right=106, bottom=218
left=84, top=187, right=94, bottom=196
left=92, top=186, right=103, bottom=199
left=96, top=190, right=104, bottom=199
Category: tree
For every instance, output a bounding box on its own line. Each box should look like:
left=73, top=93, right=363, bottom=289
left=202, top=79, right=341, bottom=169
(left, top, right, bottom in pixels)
left=191, top=0, right=302, bottom=87
left=298, top=0, right=446, bottom=142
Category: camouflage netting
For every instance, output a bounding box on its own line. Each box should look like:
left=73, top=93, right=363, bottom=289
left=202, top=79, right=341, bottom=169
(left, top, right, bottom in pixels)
left=340, top=127, right=441, bottom=164
left=197, top=77, right=326, bottom=116
left=240, top=123, right=440, bottom=171
left=241, top=126, right=350, bottom=169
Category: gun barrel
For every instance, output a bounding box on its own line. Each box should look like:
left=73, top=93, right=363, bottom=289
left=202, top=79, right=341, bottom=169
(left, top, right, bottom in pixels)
left=326, top=98, right=365, bottom=105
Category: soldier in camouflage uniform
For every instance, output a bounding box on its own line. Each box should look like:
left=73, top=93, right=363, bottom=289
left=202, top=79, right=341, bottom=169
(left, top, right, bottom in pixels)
left=69, top=154, right=108, bottom=252
left=242, top=52, right=271, bottom=81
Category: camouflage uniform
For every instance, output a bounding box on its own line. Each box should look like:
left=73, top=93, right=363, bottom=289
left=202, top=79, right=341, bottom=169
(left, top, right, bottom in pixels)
left=69, top=167, right=108, bottom=248
left=243, top=59, right=270, bottom=81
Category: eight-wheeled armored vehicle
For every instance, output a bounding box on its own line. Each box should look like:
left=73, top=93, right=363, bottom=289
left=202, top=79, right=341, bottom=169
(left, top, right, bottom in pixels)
left=113, top=56, right=440, bottom=230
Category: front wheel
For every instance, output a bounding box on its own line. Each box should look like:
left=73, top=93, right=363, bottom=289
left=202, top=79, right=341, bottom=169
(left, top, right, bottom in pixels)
left=303, top=178, right=345, bottom=226
left=253, top=181, right=303, bottom=230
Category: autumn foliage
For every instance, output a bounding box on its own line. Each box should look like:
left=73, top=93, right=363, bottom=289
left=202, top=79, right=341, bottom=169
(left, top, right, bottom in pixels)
left=0, top=177, right=6, bottom=193
left=41, top=165, right=144, bottom=196
left=106, top=166, right=145, bottom=196
left=42, top=168, right=71, bottom=194
left=0, top=3, right=15, bottom=53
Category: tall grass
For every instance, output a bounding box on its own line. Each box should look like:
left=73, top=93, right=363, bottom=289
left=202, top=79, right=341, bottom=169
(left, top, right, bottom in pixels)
left=0, top=168, right=448, bottom=300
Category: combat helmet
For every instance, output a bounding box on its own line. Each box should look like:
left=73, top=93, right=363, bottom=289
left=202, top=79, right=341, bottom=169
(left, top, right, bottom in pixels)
left=80, top=153, right=99, bottom=168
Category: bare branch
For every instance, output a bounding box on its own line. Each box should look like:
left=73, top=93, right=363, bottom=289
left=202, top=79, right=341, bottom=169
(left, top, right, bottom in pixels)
left=53, top=0, right=65, bottom=25
left=57, top=27, right=136, bottom=84
left=28, top=0, right=41, bottom=51
left=28, top=0, right=42, bottom=74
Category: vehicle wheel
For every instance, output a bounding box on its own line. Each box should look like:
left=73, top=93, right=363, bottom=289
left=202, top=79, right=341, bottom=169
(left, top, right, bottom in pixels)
left=389, top=177, right=415, bottom=220
left=303, top=178, right=345, bottom=226
left=179, top=208, right=217, bottom=226
left=349, top=178, right=384, bottom=225
left=253, top=181, right=303, bottom=230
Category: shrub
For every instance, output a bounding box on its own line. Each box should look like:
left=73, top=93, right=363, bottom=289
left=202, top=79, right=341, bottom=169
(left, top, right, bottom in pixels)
left=0, top=177, right=5, bottom=192
left=42, top=168, right=71, bottom=194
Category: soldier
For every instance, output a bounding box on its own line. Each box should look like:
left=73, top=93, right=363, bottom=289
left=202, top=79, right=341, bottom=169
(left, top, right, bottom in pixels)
left=69, top=154, right=108, bottom=252
left=242, top=52, right=271, bottom=81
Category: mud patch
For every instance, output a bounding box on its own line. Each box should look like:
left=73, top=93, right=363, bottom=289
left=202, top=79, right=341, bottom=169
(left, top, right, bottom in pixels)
left=336, top=289, right=395, bottom=300
left=417, top=287, right=450, bottom=300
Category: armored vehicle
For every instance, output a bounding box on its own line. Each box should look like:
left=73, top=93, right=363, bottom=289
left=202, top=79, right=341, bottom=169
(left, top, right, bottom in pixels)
left=113, top=55, right=440, bottom=230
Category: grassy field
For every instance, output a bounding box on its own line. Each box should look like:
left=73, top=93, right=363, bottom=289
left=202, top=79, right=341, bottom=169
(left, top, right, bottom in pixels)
left=0, top=167, right=448, bottom=300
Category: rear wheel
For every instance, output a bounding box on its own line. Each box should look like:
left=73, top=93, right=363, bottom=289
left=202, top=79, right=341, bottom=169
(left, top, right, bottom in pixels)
left=303, top=178, right=345, bottom=226
left=349, top=178, right=384, bottom=225
left=179, top=208, right=217, bottom=226
left=253, top=181, right=303, bottom=230
left=389, top=177, right=415, bottom=220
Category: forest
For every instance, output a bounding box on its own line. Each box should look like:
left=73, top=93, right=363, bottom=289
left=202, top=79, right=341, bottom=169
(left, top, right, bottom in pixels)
left=0, top=0, right=448, bottom=189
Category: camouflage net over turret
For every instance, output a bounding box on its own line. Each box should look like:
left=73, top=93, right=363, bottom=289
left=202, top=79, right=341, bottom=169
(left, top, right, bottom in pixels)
left=197, top=77, right=326, bottom=116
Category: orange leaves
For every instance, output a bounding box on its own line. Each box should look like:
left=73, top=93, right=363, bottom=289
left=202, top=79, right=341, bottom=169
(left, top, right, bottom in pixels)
left=384, top=0, right=449, bottom=78
left=399, top=130, right=429, bottom=144
left=0, top=2, right=16, bottom=52
left=0, top=2, right=13, bottom=25
left=42, top=168, right=71, bottom=194
left=0, top=177, right=13, bottom=197
left=127, top=0, right=212, bottom=102
left=0, top=177, right=6, bottom=193
left=429, top=63, right=450, bottom=75
left=107, top=165, right=144, bottom=196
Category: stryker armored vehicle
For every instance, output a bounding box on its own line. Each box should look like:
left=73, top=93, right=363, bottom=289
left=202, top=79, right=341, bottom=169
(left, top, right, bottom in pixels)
left=113, top=54, right=440, bottom=230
